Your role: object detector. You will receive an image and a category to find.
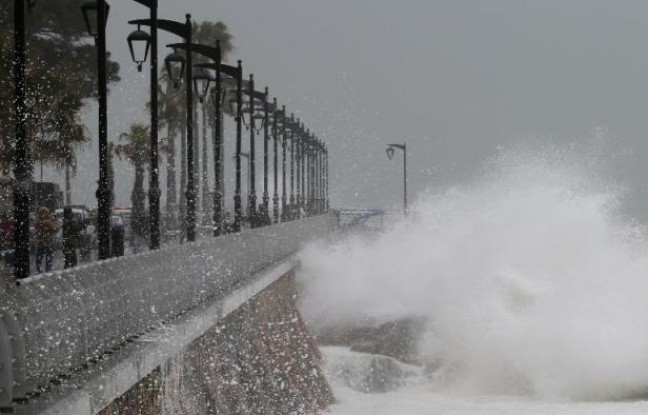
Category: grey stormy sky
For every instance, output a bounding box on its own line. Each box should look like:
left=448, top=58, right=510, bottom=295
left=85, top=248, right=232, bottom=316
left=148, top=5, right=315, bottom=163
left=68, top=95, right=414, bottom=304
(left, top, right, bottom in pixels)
left=49, top=0, right=648, bottom=215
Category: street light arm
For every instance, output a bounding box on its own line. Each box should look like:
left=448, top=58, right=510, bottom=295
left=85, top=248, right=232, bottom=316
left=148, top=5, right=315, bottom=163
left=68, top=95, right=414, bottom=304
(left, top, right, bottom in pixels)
left=388, top=143, right=406, bottom=151
left=130, top=18, right=188, bottom=38
left=242, top=89, right=267, bottom=102
left=169, top=42, right=244, bottom=81
left=168, top=42, right=216, bottom=60
left=195, top=62, right=241, bottom=79
left=132, top=0, right=156, bottom=8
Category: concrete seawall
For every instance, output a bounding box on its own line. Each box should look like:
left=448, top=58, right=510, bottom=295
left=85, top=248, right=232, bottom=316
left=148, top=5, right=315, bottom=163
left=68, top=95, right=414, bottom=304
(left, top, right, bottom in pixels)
left=98, top=272, right=333, bottom=414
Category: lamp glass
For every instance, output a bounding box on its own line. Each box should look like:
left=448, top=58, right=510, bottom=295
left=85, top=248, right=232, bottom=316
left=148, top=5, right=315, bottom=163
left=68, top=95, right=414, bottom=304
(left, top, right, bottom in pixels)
left=127, top=28, right=151, bottom=72
left=193, top=72, right=213, bottom=103
left=165, top=52, right=186, bottom=88
left=81, top=0, right=98, bottom=37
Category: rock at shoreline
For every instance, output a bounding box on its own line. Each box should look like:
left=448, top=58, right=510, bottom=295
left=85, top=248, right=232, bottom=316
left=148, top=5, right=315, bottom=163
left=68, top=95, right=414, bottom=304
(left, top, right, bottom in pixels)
left=314, top=317, right=426, bottom=365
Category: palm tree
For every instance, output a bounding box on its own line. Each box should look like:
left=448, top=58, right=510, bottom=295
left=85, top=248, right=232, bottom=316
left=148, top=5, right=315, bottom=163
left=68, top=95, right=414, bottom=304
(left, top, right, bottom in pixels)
left=31, top=86, right=88, bottom=205
left=115, top=124, right=150, bottom=237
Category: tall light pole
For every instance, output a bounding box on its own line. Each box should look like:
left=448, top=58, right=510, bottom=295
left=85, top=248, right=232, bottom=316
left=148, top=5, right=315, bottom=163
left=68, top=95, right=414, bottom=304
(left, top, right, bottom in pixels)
left=247, top=74, right=257, bottom=226
left=179, top=43, right=243, bottom=234
left=281, top=106, right=287, bottom=221
left=133, top=15, right=195, bottom=239
left=82, top=0, right=111, bottom=260
left=300, top=122, right=306, bottom=212
left=13, top=0, right=31, bottom=278
left=292, top=116, right=298, bottom=218
left=386, top=143, right=407, bottom=217
left=262, top=87, right=270, bottom=223
left=127, top=0, right=160, bottom=249
left=272, top=101, right=280, bottom=223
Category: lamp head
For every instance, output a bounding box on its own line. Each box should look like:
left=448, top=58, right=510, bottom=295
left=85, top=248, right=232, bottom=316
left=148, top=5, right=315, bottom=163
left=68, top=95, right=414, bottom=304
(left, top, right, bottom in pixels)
left=386, top=145, right=395, bottom=160
left=165, top=50, right=186, bottom=89
left=81, top=0, right=109, bottom=38
left=127, top=26, right=151, bottom=72
left=193, top=71, right=213, bottom=103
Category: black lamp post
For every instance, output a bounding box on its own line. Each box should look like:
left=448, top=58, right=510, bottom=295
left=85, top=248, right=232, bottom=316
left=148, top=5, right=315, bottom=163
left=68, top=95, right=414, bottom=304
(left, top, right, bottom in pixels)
left=307, top=131, right=314, bottom=214
left=174, top=43, right=243, bottom=234
left=262, top=87, right=270, bottom=224
left=127, top=0, right=163, bottom=250
left=13, top=0, right=33, bottom=278
left=291, top=116, right=298, bottom=218
left=319, top=140, right=325, bottom=213
left=324, top=145, right=329, bottom=212
left=307, top=131, right=313, bottom=214
left=386, top=143, right=407, bottom=217
left=311, top=136, right=318, bottom=214
left=300, top=123, right=306, bottom=212
left=246, top=74, right=257, bottom=227
left=281, top=106, right=287, bottom=221
left=272, top=100, right=280, bottom=223
left=133, top=14, right=195, bottom=240
left=242, top=84, right=271, bottom=227
left=82, top=0, right=111, bottom=260
left=202, top=64, right=240, bottom=235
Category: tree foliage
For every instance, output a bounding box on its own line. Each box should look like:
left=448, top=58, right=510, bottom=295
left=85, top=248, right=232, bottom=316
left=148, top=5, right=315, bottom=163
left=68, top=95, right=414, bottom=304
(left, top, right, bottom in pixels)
left=0, top=28, right=88, bottom=174
left=0, top=0, right=120, bottom=98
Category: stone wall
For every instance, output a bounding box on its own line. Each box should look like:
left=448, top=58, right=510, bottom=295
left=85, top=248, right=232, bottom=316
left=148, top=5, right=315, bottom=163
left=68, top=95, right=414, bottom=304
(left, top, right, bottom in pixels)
left=98, top=272, right=333, bottom=415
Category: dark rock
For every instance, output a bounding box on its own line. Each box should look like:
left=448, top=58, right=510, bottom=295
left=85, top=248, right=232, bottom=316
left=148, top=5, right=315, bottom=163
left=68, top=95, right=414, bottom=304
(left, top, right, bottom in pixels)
left=316, top=317, right=427, bottom=365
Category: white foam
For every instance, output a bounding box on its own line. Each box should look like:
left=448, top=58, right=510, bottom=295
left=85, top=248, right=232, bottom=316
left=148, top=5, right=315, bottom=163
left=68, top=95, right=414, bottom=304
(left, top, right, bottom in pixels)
left=301, top=145, right=648, bottom=400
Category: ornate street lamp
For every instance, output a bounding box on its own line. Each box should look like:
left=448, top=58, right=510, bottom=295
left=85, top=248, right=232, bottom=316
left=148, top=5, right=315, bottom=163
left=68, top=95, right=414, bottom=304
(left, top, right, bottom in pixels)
left=165, top=50, right=185, bottom=88
left=281, top=106, right=288, bottom=221
left=193, top=71, right=213, bottom=103
left=127, top=26, right=151, bottom=72
left=272, top=99, right=281, bottom=223
left=386, top=143, right=407, bottom=217
left=81, top=0, right=110, bottom=38
left=133, top=14, right=195, bottom=240
left=386, top=146, right=395, bottom=160
left=127, top=0, right=162, bottom=250
left=288, top=116, right=297, bottom=219
left=171, top=43, right=243, bottom=234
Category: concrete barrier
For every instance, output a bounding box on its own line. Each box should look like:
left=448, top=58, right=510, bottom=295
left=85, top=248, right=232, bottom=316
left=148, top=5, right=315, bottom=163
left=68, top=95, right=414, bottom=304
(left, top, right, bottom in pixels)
left=0, top=214, right=336, bottom=408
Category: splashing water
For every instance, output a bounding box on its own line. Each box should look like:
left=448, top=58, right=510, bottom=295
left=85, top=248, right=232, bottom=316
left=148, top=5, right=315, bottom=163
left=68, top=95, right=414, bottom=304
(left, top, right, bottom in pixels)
left=300, top=145, right=648, bottom=401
